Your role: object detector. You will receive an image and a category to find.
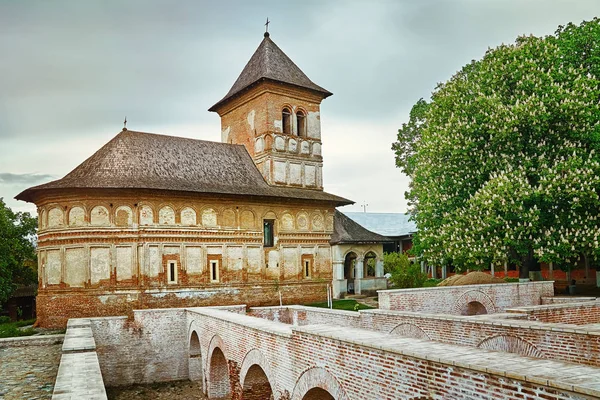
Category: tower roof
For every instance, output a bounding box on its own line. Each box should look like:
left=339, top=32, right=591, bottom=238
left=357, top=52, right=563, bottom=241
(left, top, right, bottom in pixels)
left=209, top=33, right=332, bottom=112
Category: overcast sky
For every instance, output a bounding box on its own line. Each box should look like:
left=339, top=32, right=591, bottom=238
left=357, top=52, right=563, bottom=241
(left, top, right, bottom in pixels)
left=1, top=0, right=599, bottom=215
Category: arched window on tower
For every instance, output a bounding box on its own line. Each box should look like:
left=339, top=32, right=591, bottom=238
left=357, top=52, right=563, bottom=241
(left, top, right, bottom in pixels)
left=296, top=110, right=306, bottom=137
left=282, top=107, right=292, bottom=134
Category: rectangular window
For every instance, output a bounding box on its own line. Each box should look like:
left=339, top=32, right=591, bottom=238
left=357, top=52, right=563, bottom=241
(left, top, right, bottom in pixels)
left=302, top=255, right=313, bottom=279
left=211, top=260, right=219, bottom=282
left=168, top=260, right=177, bottom=284
left=263, top=220, right=274, bottom=248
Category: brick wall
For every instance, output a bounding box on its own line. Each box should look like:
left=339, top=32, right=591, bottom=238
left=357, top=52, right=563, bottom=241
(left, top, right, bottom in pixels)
left=508, top=301, right=600, bottom=325
left=89, top=309, right=188, bottom=387
left=378, top=281, right=554, bottom=314
left=38, top=281, right=328, bottom=328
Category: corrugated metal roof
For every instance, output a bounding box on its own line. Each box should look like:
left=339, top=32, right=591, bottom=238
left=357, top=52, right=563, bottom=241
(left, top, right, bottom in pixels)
left=330, top=210, right=391, bottom=245
left=209, top=33, right=332, bottom=112
left=16, top=129, right=351, bottom=205
left=343, top=212, right=417, bottom=237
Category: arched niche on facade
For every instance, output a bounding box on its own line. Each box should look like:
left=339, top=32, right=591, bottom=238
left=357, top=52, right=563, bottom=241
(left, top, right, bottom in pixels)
left=296, top=212, right=309, bottom=231
left=40, top=209, right=47, bottom=229
left=240, top=210, right=256, bottom=229
left=47, top=207, right=64, bottom=228
left=202, top=208, right=218, bottom=227
left=180, top=207, right=197, bottom=226
left=281, top=212, right=295, bottom=231
left=68, top=206, right=85, bottom=227
left=90, top=206, right=109, bottom=226
left=139, top=205, right=154, bottom=225
left=115, top=206, right=133, bottom=227
left=221, top=208, right=236, bottom=228
left=159, top=206, right=175, bottom=225
left=311, top=212, right=324, bottom=231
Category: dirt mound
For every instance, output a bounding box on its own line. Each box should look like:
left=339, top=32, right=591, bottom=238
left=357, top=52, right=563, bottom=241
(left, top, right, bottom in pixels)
left=438, top=271, right=506, bottom=287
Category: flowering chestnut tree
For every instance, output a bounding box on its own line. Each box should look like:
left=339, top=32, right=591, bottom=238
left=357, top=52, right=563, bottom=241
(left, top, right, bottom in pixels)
left=393, top=19, right=600, bottom=278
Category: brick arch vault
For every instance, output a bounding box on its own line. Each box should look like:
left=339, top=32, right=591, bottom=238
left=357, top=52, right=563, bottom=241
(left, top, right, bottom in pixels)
left=291, top=367, right=350, bottom=400
left=452, top=290, right=497, bottom=315
left=240, top=348, right=277, bottom=399
left=478, top=335, right=544, bottom=358
left=390, top=323, right=431, bottom=340
left=206, top=333, right=231, bottom=399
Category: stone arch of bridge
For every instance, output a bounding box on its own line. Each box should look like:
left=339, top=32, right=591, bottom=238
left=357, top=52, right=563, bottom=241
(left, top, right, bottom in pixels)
left=478, top=334, right=544, bottom=358
left=206, top=334, right=231, bottom=399
left=452, top=290, right=497, bottom=315
left=291, top=367, right=349, bottom=400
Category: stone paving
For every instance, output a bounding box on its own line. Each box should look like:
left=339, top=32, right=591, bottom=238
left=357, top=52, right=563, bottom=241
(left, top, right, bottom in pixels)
left=106, top=381, right=206, bottom=400
left=0, top=341, right=62, bottom=400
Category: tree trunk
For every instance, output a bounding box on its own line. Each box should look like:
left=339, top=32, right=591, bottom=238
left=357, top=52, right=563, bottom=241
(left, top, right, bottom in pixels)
left=520, top=249, right=537, bottom=280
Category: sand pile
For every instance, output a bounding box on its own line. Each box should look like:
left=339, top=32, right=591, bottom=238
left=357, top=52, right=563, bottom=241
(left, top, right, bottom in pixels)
left=438, top=271, right=506, bottom=286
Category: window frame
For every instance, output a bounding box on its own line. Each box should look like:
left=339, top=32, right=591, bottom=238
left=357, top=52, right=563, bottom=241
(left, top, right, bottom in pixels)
left=282, top=107, right=292, bottom=134
left=296, top=109, right=306, bottom=137
left=263, top=219, right=275, bottom=248
left=167, top=260, right=178, bottom=284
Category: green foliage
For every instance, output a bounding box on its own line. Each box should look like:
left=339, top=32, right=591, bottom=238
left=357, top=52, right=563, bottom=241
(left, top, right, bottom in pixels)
left=503, top=277, right=520, bottom=283
left=393, top=18, right=600, bottom=277
left=384, top=252, right=427, bottom=288
left=0, top=318, right=36, bottom=338
left=0, top=198, right=38, bottom=304
left=423, top=278, right=443, bottom=287
left=305, top=299, right=374, bottom=311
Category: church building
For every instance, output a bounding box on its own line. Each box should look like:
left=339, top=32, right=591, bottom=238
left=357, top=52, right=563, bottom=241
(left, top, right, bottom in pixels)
left=17, top=32, right=387, bottom=328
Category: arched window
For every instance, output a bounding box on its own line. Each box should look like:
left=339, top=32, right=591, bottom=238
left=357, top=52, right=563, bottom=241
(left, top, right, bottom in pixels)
left=296, top=110, right=306, bottom=137
left=282, top=107, right=292, bottom=134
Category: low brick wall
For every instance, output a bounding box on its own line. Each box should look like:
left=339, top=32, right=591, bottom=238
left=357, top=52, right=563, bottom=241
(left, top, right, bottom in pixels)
left=542, top=296, right=597, bottom=305
left=37, top=281, right=328, bottom=328
left=186, top=307, right=600, bottom=399
left=507, top=300, right=600, bottom=325
left=89, top=308, right=188, bottom=387
left=378, top=281, right=554, bottom=314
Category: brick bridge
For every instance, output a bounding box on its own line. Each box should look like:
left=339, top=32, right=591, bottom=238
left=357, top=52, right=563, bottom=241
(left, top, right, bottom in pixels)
left=53, top=283, right=600, bottom=399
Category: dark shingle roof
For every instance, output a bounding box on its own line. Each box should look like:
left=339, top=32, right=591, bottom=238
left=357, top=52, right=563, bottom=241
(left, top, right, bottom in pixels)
left=209, top=33, right=332, bottom=112
left=343, top=212, right=417, bottom=237
left=330, top=210, right=391, bottom=245
left=15, top=130, right=351, bottom=205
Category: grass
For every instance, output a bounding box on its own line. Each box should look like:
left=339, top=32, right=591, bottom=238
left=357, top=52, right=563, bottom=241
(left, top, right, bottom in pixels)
left=0, top=318, right=37, bottom=338
left=305, top=299, right=374, bottom=311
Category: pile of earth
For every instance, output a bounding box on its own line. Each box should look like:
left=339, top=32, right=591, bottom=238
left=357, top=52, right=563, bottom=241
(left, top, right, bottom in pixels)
left=438, top=271, right=506, bottom=286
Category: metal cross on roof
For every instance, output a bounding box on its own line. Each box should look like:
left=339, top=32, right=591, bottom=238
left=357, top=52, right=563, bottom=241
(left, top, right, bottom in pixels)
left=123, top=116, right=127, bottom=129
left=265, top=17, right=270, bottom=33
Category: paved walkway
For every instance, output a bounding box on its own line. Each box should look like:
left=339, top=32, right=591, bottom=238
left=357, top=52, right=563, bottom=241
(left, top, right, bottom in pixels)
left=106, top=381, right=206, bottom=399
left=0, top=341, right=62, bottom=399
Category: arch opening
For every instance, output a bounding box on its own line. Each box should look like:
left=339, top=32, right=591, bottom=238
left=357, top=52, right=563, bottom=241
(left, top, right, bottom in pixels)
left=241, top=364, right=273, bottom=400
left=189, top=331, right=202, bottom=383
left=208, top=347, right=231, bottom=399
left=464, top=301, right=488, bottom=316
left=364, top=251, right=377, bottom=277
left=344, top=252, right=357, bottom=294
left=303, top=388, right=335, bottom=400
left=282, top=107, right=292, bottom=134
left=296, top=110, right=306, bottom=137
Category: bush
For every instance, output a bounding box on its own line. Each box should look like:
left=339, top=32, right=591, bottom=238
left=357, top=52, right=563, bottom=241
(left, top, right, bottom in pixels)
left=384, top=252, right=427, bottom=289
left=0, top=316, right=10, bottom=324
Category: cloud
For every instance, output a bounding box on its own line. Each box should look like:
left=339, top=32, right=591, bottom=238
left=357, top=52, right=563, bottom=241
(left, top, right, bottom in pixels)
left=0, top=173, right=54, bottom=185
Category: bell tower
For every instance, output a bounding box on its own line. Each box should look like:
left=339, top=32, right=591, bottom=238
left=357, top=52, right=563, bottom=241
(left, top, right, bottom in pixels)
left=209, top=32, right=332, bottom=190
